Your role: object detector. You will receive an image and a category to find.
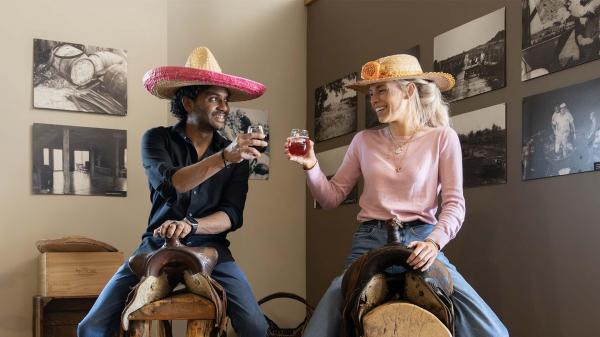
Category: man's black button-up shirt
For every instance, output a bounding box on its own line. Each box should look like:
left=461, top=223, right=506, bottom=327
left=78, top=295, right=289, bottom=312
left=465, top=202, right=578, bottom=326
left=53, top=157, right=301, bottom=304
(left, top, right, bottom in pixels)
left=140, top=121, right=249, bottom=262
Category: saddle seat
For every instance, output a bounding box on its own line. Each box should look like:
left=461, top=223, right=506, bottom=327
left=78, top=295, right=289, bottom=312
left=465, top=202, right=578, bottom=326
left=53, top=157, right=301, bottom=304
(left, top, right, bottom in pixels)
left=121, top=237, right=227, bottom=336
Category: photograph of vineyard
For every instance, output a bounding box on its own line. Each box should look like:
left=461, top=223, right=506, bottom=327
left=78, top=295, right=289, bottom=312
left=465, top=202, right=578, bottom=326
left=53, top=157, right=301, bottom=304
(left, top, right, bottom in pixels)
left=314, top=72, right=358, bottom=142
left=451, top=103, right=507, bottom=188
left=434, top=7, right=506, bottom=102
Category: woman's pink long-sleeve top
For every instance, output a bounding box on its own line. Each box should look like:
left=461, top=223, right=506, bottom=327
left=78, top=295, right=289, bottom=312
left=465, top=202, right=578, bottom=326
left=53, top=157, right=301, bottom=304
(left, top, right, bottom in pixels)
left=305, top=126, right=465, bottom=249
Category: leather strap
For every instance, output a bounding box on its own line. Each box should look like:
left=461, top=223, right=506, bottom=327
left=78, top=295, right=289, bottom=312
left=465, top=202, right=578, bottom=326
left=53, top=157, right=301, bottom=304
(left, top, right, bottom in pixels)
left=258, top=292, right=314, bottom=310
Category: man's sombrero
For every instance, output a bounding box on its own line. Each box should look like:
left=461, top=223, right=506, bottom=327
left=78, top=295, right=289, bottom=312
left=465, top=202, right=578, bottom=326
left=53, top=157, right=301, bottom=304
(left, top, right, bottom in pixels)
left=143, top=47, right=266, bottom=101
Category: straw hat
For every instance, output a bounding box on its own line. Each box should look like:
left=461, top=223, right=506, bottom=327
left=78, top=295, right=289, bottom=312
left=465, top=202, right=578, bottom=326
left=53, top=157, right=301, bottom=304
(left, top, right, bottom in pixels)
left=346, top=54, right=455, bottom=93
left=143, top=47, right=266, bottom=101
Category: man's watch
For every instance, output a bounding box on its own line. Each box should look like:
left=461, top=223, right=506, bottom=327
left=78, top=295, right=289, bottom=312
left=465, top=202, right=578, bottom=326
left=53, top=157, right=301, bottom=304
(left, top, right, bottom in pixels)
left=184, top=215, right=198, bottom=238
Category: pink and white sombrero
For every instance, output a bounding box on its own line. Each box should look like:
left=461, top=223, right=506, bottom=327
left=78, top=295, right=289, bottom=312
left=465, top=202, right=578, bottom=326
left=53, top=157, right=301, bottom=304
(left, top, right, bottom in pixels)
left=143, top=47, right=266, bottom=101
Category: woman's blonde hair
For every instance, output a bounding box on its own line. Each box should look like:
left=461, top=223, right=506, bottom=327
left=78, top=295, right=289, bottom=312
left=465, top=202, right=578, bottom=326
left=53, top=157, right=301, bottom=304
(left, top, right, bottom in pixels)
left=395, top=79, right=450, bottom=129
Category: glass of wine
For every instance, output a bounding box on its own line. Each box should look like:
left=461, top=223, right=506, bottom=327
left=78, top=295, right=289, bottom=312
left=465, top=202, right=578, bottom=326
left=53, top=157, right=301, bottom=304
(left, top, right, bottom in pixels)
left=289, top=129, right=309, bottom=156
left=247, top=125, right=268, bottom=153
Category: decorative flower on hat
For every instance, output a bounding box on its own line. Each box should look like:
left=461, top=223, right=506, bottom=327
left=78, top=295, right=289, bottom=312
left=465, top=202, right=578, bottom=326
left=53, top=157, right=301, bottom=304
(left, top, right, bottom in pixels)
left=361, top=61, right=381, bottom=80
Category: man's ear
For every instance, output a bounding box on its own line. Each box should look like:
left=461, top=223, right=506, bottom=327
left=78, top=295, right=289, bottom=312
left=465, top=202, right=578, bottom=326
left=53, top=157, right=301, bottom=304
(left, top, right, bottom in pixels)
left=182, top=96, right=194, bottom=114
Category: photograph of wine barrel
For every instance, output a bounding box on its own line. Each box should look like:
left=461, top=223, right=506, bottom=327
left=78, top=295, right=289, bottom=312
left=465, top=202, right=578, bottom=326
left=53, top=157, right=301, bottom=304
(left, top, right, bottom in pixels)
left=33, top=38, right=128, bottom=115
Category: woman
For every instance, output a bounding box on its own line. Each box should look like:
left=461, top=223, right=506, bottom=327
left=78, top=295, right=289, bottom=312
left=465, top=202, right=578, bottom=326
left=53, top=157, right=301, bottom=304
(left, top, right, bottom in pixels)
left=286, top=54, right=508, bottom=337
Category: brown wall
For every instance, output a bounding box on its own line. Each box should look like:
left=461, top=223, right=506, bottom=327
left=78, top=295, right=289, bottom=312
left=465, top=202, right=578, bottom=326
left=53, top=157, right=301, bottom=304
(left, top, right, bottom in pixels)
left=306, top=1, right=600, bottom=336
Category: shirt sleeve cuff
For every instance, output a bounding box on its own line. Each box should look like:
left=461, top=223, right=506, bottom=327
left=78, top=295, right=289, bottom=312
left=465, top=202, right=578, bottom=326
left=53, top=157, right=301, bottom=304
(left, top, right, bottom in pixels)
left=304, top=161, right=321, bottom=179
left=217, top=207, right=242, bottom=231
left=426, top=227, right=451, bottom=250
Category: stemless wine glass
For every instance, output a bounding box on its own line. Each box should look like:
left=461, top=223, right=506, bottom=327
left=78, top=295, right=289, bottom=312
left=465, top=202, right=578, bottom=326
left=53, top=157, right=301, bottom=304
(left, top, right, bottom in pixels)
left=247, top=125, right=268, bottom=153
left=289, top=129, right=309, bottom=156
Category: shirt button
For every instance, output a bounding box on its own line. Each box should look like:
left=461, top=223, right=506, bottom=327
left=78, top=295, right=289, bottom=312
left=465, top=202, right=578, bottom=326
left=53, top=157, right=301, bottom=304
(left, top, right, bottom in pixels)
left=189, top=213, right=193, bottom=217
left=193, top=191, right=197, bottom=194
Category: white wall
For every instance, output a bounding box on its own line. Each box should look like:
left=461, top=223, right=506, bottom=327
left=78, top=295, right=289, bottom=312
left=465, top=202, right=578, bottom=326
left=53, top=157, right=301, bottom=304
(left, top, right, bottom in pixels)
left=167, top=0, right=308, bottom=332
left=0, top=1, right=167, bottom=336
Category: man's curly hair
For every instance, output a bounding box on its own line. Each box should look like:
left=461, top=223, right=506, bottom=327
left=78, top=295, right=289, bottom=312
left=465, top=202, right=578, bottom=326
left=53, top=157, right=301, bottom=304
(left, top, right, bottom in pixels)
left=170, top=85, right=211, bottom=121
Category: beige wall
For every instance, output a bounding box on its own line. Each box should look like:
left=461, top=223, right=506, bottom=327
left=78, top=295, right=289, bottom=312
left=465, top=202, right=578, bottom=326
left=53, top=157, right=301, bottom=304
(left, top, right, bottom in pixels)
left=0, top=0, right=307, bottom=336
left=167, top=0, right=308, bottom=331
left=0, top=0, right=168, bottom=334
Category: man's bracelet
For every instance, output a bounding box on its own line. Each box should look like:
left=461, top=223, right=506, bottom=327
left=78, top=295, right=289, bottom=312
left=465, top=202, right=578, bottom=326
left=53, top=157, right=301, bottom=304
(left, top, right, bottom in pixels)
left=220, top=150, right=230, bottom=168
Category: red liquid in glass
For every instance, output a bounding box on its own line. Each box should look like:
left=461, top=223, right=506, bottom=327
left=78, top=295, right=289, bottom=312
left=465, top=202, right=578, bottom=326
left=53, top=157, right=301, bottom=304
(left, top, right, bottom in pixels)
left=251, top=133, right=269, bottom=153
left=289, top=139, right=308, bottom=156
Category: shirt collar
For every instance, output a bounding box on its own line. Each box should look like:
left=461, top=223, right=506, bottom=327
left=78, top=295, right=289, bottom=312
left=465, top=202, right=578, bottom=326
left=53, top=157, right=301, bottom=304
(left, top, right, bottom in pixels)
left=171, top=120, right=229, bottom=151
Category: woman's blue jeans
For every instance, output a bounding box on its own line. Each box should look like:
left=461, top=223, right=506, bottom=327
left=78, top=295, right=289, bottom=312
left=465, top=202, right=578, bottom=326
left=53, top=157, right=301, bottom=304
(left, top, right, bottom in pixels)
left=77, top=237, right=268, bottom=337
left=302, top=221, right=509, bottom=337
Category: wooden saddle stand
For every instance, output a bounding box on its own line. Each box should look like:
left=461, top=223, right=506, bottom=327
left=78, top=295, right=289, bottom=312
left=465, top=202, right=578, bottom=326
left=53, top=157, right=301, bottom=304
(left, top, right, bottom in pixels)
left=341, top=219, right=456, bottom=337
left=121, top=237, right=228, bottom=337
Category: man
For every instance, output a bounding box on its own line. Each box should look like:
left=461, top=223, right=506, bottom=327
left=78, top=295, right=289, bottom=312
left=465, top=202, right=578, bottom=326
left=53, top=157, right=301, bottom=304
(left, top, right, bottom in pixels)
left=78, top=47, right=269, bottom=337
left=588, top=112, right=600, bottom=160
left=552, top=102, right=576, bottom=159
left=569, top=0, right=600, bottom=61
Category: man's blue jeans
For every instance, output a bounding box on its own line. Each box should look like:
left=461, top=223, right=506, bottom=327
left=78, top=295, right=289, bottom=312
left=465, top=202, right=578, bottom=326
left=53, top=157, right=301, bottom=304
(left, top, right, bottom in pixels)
left=302, top=221, right=509, bottom=337
left=77, top=237, right=267, bottom=337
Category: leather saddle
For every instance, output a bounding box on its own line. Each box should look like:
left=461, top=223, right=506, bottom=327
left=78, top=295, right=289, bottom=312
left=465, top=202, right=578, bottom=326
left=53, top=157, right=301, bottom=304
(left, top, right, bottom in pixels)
left=121, top=237, right=228, bottom=336
left=341, top=219, right=455, bottom=337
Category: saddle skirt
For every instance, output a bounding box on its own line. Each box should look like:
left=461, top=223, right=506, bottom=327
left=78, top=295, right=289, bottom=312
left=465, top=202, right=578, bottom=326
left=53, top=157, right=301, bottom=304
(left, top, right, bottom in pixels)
left=121, top=238, right=227, bottom=336
left=341, top=220, right=455, bottom=337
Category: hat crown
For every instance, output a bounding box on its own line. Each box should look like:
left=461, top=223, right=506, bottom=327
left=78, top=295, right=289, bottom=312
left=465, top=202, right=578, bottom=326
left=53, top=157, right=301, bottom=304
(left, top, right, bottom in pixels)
left=185, top=47, right=222, bottom=73
left=360, top=54, right=424, bottom=81
left=378, top=54, right=423, bottom=74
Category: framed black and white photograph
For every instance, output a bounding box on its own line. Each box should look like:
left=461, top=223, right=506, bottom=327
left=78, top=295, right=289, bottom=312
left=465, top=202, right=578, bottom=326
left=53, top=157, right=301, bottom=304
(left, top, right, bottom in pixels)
left=315, top=72, right=358, bottom=142
left=220, top=107, right=270, bottom=180
left=32, top=123, right=127, bottom=197
left=33, top=38, right=127, bottom=115
left=522, top=0, right=600, bottom=81
left=522, top=78, right=600, bottom=180
left=314, top=145, right=358, bottom=208
left=434, top=7, right=506, bottom=102
left=366, top=45, right=420, bottom=129
left=451, top=103, right=507, bottom=188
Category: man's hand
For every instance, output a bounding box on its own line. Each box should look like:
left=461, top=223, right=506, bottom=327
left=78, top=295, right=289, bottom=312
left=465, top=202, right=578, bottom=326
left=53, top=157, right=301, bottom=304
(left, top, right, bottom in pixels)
left=153, top=220, right=192, bottom=239
left=223, top=132, right=267, bottom=163
left=406, top=240, right=439, bottom=271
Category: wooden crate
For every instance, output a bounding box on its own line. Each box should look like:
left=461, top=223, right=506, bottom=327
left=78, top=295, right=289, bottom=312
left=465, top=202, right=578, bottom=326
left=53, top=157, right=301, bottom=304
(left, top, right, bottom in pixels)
left=39, top=252, right=124, bottom=297
left=34, top=296, right=98, bottom=337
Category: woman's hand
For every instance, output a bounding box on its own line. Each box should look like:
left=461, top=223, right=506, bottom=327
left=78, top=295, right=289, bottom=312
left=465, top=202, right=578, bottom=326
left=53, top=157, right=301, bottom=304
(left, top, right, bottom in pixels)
left=406, top=240, right=439, bottom=271
left=153, top=220, right=192, bottom=239
left=224, top=132, right=267, bottom=163
left=284, top=137, right=318, bottom=170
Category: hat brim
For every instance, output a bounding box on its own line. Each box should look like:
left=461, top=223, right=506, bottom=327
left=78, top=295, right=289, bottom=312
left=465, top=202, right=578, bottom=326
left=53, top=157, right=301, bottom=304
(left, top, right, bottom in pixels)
left=346, top=72, right=455, bottom=93
left=143, top=66, right=266, bottom=101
